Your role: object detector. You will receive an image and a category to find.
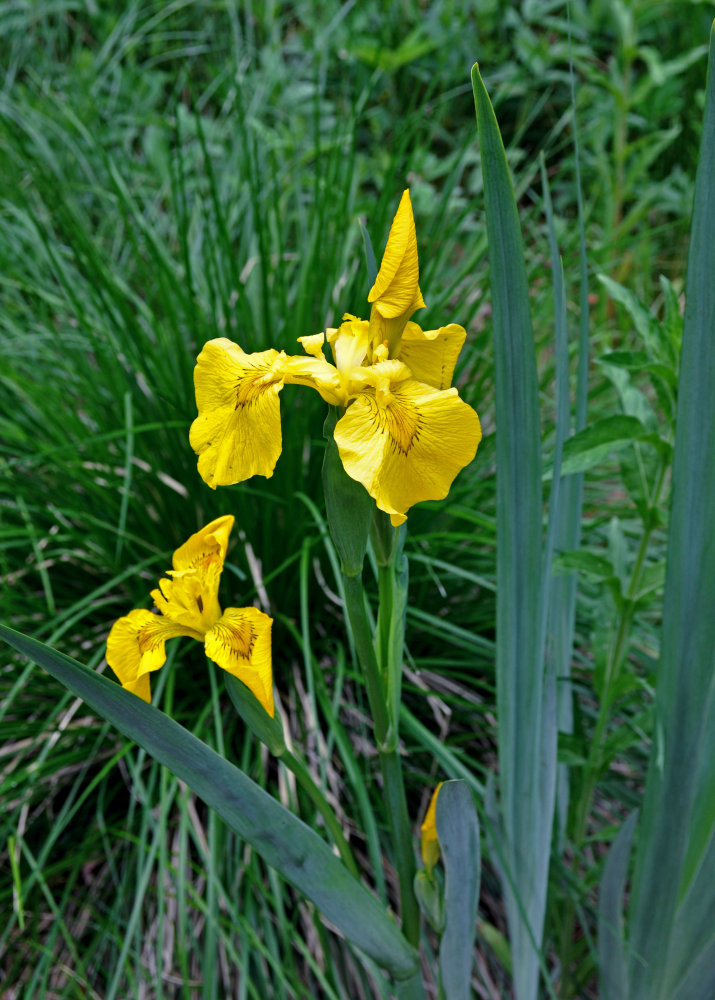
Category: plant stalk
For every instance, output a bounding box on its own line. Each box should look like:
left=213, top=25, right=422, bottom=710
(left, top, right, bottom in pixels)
left=342, top=572, right=421, bottom=947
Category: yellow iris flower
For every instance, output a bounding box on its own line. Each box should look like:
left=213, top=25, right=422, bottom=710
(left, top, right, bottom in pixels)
left=421, top=782, right=443, bottom=874
left=190, top=190, right=482, bottom=525
left=106, top=516, right=274, bottom=715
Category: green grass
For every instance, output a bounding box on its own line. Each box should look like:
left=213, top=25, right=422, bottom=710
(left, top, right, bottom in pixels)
left=1, top=1, right=711, bottom=997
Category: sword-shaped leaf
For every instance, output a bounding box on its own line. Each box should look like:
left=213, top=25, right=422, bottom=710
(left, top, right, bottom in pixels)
left=437, top=780, right=481, bottom=1000
left=0, top=624, right=419, bottom=982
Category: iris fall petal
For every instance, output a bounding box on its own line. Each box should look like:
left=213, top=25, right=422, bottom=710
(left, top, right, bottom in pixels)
left=204, top=607, right=275, bottom=716
left=190, top=338, right=286, bottom=487
left=334, top=368, right=482, bottom=525
left=398, top=322, right=467, bottom=390
left=106, top=609, right=199, bottom=702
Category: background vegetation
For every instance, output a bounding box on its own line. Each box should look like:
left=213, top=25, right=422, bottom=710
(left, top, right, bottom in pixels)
left=1, top=1, right=712, bottom=997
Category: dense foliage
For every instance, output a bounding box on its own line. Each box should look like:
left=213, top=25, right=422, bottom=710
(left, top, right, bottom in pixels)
left=1, top=2, right=711, bottom=997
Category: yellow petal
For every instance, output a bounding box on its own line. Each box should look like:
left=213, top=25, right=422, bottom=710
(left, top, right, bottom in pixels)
left=329, top=317, right=370, bottom=374
left=106, top=609, right=199, bottom=702
left=173, top=515, right=234, bottom=574
left=297, top=333, right=326, bottom=359
left=398, top=322, right=467, bottom=390
left=281, top=353, right=345, bottom=406
left=151, top=571, right=218, bottom=633
left=334, top=369, right=482, bottom=522
left=368, top=190, right=425, bottom=320
left=190, top=338, right=286, bottom=488
left=151, top=515, right=234, bottom=630
left=420, top=783, right=443, bottom=872
left=204, top=607, right=275, bottom=716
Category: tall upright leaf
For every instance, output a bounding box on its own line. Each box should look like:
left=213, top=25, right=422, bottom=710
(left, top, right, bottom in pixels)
left=472, top=65, right=556, bottom=1000
left=437, top=780, right=481, bottom=1000
left=619, top=24, right=715, bottom=1000
left=549, top=34, right=591, bottom=840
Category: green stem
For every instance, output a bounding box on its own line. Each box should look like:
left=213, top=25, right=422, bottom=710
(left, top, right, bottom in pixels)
left=341, top=572, right=421, bottom=947
left=379, top=747, right=421, bottom=947
left=280, top=749, right=360, bottom=880
left=342, top=574, right=390, bottom=743
left=575, top=456, right=669, bottom=844
left=394, top=970, right=428, bottom=1000
left=377, top=562, right=394, bottom=677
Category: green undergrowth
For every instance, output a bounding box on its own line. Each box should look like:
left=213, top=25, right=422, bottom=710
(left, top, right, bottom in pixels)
left=0, top=1, right=709, bottom=997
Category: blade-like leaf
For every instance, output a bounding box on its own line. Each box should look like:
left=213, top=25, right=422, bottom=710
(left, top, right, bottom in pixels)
left=472, top=63, right=554, bottom=1000
left=360, top=218, right=379, bottom=289
left=624, top=24, right=715, bottom=1000
left=0, top=625, right=419, bottom=982
left=598, top=810, right=638, bottom=1000
left=550, top=26, right=591, bottom=843
left=540, top=152, right=580, bottom=848
left=224, top=673, right=286, bottom=757
left=437, top=781, right=481, bottom=1000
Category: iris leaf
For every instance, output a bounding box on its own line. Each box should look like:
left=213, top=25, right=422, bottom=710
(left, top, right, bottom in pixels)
left=0, top=624, right=419, bottom=982
left=623, top=25, right=715, bottom=1000
left=436, top=781, right=481, bottom=1000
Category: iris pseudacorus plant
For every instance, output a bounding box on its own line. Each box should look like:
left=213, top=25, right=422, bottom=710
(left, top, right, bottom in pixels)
left=190, top=190, right=482, bottom=525
left=106, top=516, right=274, bottom=714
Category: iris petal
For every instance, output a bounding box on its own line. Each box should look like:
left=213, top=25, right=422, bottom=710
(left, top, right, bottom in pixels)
left=282, top=354, right=344, bottom=406
left=334, top=374, right=482, bottom=525
left=368, top=190, right=425, bottom=320
left=106, top=609, right=201, bottom=702
left=204, top=607, right=275, bottom=716
left=190, top=338, right=285, bottom=487
left=398, top=323, right=467, bottom=390
left=172, top=515, right=234, bottom=574
left=421, top=783, right=443, bottom=872
left=152, top=515, right=234, bottom=629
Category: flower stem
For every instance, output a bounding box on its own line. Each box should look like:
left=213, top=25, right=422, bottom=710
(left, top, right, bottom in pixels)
left=379, top=745, right=421, bottom=947
left=341, top=571, right=421, bottom=947
left=394, top=970, right=428, bottom=1000
left=342, top=574, right=390, bottom=743
left=280, top=749, right=360, bottom=880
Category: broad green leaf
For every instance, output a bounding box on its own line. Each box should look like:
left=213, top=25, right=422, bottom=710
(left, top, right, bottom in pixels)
left=598, top=274, right=660, bottom=359
left=559, top=415, right=663, bottom=475
left=472, top=63, right=554, bottom=1000
left=623, top=25, right=715, bottom=1000
left=633, top=561, right=666, bottom=603
left=552, top=550, right=615, bottom=581
left=437, top=781, right=481, bottom=1000
left=599, top=350, right=650, bottom=369
left=598, top=810, right=638, bottom=1000
left=599, top=351, right=677, bottom=387
left=0, top=625, right=419, bottom=982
